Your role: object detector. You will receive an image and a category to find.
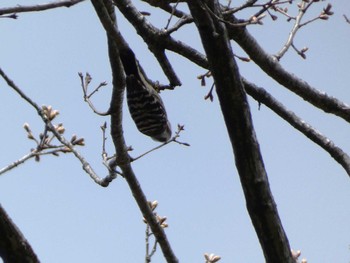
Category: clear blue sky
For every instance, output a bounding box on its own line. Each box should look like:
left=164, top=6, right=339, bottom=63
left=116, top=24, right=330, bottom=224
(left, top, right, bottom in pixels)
left=1, top=1, right=349, bottom=262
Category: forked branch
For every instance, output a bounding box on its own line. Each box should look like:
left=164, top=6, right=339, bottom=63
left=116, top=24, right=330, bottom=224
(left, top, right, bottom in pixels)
left=0, top=67, right=116, bottom=186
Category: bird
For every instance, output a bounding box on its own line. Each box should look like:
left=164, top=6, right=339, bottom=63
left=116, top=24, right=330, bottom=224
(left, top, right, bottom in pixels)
left=119, top=49, right=172, bottom=142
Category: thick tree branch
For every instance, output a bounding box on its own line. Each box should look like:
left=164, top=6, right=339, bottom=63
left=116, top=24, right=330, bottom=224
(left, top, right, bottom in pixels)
left=92, top=1, right=179, bottom=261
left=0, top=0, right=85, bottom=16
left=186, top=0, right=294, bottom=262
left=93, top=0, right=208, bottom=77
left=243, top=78, right=350, bottom=178
left=113, top=0, right=181, bottom=87
left=227, top=19, right=350, bottom=124
left=0, top=204, right=40, bottom=263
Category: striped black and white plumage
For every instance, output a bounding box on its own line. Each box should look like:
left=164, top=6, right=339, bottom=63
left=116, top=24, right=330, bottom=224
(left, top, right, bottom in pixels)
left=119, top=49, right=171, bottom=142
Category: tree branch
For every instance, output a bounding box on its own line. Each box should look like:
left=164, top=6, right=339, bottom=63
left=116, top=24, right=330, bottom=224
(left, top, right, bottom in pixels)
left=92, top=1, right=179, bottom=261
left=0, top=0, right=85, bottom=16
left=275, top=1, right=307, bottom=60
left=141, top=0, right=189, bottom=20
left=113, top=0, right=182, bottom=87
left=186, top=0, right=294, bottom=261
left=0, top=67, right=115, bottom=186
left=227, top=19, right=350, bottom=124
left=0, top=204, right=40, bottom=263
left=243, top=78, right=350, bottom=178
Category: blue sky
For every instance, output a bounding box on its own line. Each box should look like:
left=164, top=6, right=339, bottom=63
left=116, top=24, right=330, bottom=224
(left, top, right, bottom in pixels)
left=1, top=1, right=349, bottom=262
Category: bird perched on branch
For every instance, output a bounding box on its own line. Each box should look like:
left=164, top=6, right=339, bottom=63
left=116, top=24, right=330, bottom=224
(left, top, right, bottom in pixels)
left=119, top=49, right=172, bottom=142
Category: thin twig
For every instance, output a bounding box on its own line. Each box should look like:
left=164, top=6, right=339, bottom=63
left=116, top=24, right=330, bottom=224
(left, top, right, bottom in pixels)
left=204, top=83, right=215, bottom=102
left=78, top=72, right=110, bottom=116
left=223, top=0, right=258, bottom=15
left=100, top=122, right=123, bottom=178
left=131, top=125, right=189, bottom=162
left=149, top=240, right=158, bottom=260
left=0, top=66, right=115, bottom=186
left=145, top=224, right=151, bottom=263
left=0, top=152, right=36, bottom=175
left=275, top=1, right=306, bottom=60
left=344, top=14, right=350, bottom=24
left=141, top=0, right=188, bottom=19
left=203, top=1, right=265, bottom=27
left=165, top=16, right=193, bottom=35
left=164, top=0, right=181, bottom=30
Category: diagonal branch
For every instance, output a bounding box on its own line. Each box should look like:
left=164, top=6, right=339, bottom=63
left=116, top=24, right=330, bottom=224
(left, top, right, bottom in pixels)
left=92, top=1, right=179, bottom=262
left=0, top=67, right=115, bottom=187
left=93, top=0, right=208, bottom=76
left=227, top=20, right=350, bottom=124
left=0, top=0, right=85, bottom=16
left=113, top=0, right=182, bottom=87
left=0, top=204, right=39, bottom=263
left=141, top=0, right=189, bottom=20
left=275, top=1, right=307, bottom=60
left=243, top=78, right=350, bottom=178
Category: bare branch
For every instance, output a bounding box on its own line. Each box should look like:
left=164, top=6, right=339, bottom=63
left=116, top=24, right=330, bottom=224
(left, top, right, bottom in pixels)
left=243, top=78, right=350, bottom=178
left=204, top=1, right=266, bottom=27
left=344, top=14, right=350, bottom=24
left=0, top=204, right=40, bottom=263
left=92, top=1, right=179, bottom=261
left=164, top=0, right=181, bottom=30
left=140, top=0, right=194, bottom=34
left=131, top=124, right=189, bottom=162
left=227, top=21, right=350, bottom=124
left=275, top=2, right=333, bottom=60
left=275, top=1, right=307, bottom=60
left=0, top=0, right=85, bottom=16
left=187, top=0, right=294, bottom=261
left=223, top=0, right=258, bottom=15
left=141, top=0, right=188, bottom=19
left=92, top=0, right=208, bottom=71
left=0, top=152, right=35, bottom=176
left=0, top=66, right=115, bottom=187
left=165, top=15, right=193, bottom=34
left=112, top=0, right=182, bottom=86
left=78, top=72, right=110, bottom=116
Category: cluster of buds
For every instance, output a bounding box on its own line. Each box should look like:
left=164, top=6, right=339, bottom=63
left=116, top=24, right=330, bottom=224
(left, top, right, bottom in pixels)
left=54, top=123, right=65, bottom=134
left=299, top=47, right=309, bottom=59
left=23, top=122, right=34, bottom=140
left=70, top=134, right=85, bottom=146
left=143, top=200, right=168, bottom=229
left=22, top=105, right=85, bottom=161
left=204, top=253, right=221, bottom=263
left=42, top=105, right=59, bottom=121
left=297, top=1, right=333, bottom=20
left=319, top=3, right=333, bottom=20
left=197, top=71, right=212, bottom=87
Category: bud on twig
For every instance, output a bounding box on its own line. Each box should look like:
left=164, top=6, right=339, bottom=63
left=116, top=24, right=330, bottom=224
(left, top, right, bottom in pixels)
left=204, top=253, right=221, bottom=263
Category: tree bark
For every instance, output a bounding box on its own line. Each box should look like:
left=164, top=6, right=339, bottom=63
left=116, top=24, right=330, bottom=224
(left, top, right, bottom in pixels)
left=0, top=204, right=40, bottom=263
left=186, top=0, right=294, bottom=262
